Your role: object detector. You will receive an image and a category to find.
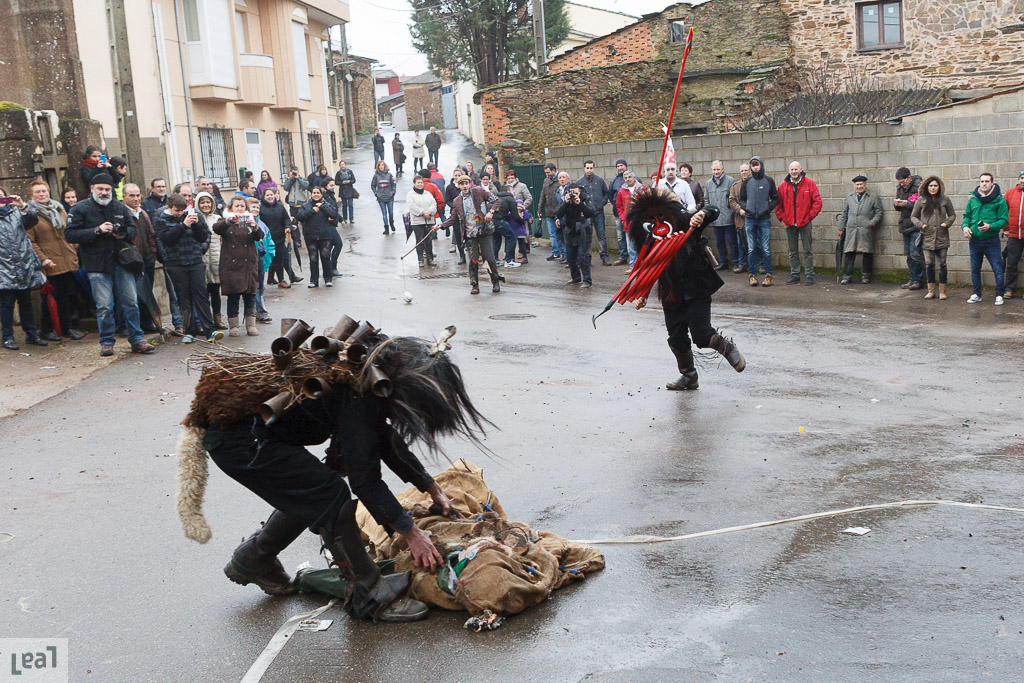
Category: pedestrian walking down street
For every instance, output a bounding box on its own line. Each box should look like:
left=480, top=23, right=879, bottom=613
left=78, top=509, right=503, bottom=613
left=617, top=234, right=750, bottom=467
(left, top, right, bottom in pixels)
left=65, top=173, right=153, bottom=356
left=910, top=176, right=956, bottom=300
left=1000, top=170, right=1024, bottom=299
left=214, top=196, right=262, bottom=335
left=296, top=186, right=338, bottom=288
left=334, top=161, right=356, bottom=225
left=961, top=172, right=1008, bottom=305
left=412, top=131, right=425, bottom=173
left=727, top=163, right=750, bottom=273
left=705, top=160, right=737, bottom=272
left=196, top=192, right=227, bottom=327
left=425, top=127, right=442, bottom=167
left=739, top=156, right=779, bottom=287
left=154, top=194, right=222, bottom=343
left=628, top=191, right=745, bottom=391
left=307, top=165, right=330, bottom=192
left=0, top=187, right=47, bottom=351
left=406, top=175, right=438, bottom=267
left=775, top=161, right=822, bottom=285
left=25, top=179, right=82, bottom=341
left=556, top=183, right=597, bottom=288
left=372, top=161, right=397, bottom=234
left=256, top=170, right=278, bottom=198
left=439, top=175, right=501, bottom=294
left=372, top=128, right=386, bottom=164
left=392, top=133, right=406, bottom=177
left=894, top=167, right=924, bottom=290
left=838, top=175, right=884, bottom=285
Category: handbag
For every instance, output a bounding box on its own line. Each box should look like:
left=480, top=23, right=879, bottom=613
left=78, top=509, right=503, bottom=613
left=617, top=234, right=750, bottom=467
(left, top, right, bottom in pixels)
left=352, top=187, right=360, bottom=199
left=117, top=242, right=144, bottom=274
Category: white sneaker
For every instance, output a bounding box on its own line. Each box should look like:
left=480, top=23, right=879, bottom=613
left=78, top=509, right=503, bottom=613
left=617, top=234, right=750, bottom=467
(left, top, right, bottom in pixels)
left=505, top=261, right=522, bottom=268
left=967, top=294, right=982, bottom=303
left=995, top=296, right=1004, bottom=306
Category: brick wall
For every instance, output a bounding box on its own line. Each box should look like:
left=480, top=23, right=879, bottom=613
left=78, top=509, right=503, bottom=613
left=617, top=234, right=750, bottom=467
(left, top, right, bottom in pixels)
left=783, top=0, right=1024, bottom=90
left=403, top=82, right=443, bottom=130
left=545, top=87, right=1024, bottom=286
left=547, top=21, right=655, bottom=74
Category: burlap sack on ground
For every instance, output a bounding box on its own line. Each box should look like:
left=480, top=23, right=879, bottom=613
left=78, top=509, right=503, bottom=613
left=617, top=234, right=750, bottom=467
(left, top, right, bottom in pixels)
left=355, top=459, right=605, bottom=615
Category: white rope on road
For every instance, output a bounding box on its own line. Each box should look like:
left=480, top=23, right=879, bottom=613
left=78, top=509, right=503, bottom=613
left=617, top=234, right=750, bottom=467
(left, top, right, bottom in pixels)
left=574, top=499, right=1024, bottom=545
left=241, top=599, right=336, bottom=683
left=0, top=532, right=14, bottom=544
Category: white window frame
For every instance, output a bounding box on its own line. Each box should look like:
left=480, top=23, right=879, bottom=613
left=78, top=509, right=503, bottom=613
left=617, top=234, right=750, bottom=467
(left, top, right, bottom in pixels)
left=292, top=21, right=311, bottom=101
left=182, top=0, right=238, bottom=89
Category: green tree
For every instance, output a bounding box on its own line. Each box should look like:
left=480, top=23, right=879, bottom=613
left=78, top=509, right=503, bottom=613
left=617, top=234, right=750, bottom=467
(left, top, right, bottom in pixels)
left=410, top=0, right=569, bottom=87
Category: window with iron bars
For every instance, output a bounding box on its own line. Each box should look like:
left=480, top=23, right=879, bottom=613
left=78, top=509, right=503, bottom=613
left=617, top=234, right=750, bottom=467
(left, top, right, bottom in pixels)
left=276, top=131, right=295, bottom=179
left=307, top=131, right=323, bottom=170
left=198, top=127, right=235, bottom=186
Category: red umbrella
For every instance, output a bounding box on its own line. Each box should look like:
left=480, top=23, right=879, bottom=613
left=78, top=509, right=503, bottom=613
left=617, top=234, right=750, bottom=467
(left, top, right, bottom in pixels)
left=40, top=281, right=61, bottom=337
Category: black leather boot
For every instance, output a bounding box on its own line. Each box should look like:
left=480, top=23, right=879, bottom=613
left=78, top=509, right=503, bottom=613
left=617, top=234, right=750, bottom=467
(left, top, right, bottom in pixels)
left=709, top=332, right=745, bottom=372
left=224, top=510, right=307, bottom=596
left=666, top=346, right=699, bottom=390
left=319, top=500, right=428, bottom=623
left=490, top=271, right=501, bottom=293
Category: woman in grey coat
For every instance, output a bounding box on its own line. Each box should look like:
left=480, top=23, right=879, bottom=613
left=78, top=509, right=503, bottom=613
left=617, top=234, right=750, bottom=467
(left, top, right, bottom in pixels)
left=0, top=187, right=46, bottom=349
left=838, top=175, right=884, bottom=284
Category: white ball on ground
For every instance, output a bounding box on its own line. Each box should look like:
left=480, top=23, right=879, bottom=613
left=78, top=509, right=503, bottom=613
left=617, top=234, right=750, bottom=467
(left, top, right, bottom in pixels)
left=403, top=291, right=413, bottom=303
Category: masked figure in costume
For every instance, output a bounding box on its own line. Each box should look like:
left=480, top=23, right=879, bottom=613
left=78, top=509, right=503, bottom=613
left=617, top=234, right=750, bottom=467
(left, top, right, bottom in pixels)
left=175, top=322, right=489, bottom=623
left=627, top=189, right=746, bottom=390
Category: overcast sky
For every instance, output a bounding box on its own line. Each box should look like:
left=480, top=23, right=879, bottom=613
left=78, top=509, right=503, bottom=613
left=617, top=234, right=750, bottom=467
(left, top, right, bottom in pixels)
left=345, top=0, right=679, bottom=77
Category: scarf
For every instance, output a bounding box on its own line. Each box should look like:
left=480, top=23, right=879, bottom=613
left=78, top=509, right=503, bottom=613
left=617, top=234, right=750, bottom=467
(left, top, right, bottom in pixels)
left=28, top=199, right=66, bottom=237
left=413, top=187, right=425, bottom=194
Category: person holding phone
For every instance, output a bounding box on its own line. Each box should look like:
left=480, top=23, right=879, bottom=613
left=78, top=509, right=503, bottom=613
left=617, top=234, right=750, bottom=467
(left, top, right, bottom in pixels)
left=0, top=186, right=48, bottom=350
left=296, top=185, right=339, bottom=288
left=79, top=145, right=123, bottom=190
left=962, top=172, right=1009, bottom=304
left=213, top=196, right=262, bottom=336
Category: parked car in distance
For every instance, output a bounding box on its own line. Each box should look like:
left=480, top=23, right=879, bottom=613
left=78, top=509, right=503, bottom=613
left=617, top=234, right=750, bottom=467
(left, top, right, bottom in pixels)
left=377, top=120, right=394, bottom=131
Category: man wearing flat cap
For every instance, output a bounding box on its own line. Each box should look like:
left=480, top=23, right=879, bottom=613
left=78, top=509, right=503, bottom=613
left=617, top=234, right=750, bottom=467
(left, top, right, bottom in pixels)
left=65, top=172, right=154, bottom=356
left=837, top=175, right=884, bottom=284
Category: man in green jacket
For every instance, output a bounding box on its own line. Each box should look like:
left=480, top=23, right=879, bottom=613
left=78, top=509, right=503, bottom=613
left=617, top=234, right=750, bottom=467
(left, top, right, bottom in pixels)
left=962, top=172, right=1008, bottom=305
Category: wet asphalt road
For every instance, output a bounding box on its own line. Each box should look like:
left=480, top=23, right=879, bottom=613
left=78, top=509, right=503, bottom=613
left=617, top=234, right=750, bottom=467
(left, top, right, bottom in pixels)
left=3, top=131, right=1024, bottom=682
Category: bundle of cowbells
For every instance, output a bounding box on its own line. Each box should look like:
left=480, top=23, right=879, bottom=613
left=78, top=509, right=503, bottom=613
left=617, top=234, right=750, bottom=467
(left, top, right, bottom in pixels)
left=355, top=459, right=605, bottom=616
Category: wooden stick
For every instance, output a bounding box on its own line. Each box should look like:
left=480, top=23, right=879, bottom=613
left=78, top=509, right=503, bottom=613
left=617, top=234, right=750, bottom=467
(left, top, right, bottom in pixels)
left=401, top=222, right=442, bottom=260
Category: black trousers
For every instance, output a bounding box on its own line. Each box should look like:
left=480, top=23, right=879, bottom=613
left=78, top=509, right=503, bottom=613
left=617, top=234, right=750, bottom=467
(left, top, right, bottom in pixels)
left=1004, top=237, right=1024, bottom=291
left=307, top=239, right=332, bottom=284
left=270, top=238, right=287, bottom=282
left=166, top=262, right=215, bottom=336
left=413, top=224, right=435, bottom=261
left=207, top=283, right=221, bottom=316
left=0, top=288, right=37, bottom=340
left=843, top=252, right=874, bottom=278
left=204, top=422, right=350, bottom=534
left=40, top=271, right=76, bottom=336
left=663, top=296, right=714, bottom=353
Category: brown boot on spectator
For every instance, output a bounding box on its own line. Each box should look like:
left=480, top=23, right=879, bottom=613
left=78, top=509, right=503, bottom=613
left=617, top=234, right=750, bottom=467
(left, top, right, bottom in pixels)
left=924, top=283, right=935, bottom=299
left=938, top=284, right=947, bottom=300
left=228, top=317, right=240, bottom=337
left=245, top=316, right=259, bottom=336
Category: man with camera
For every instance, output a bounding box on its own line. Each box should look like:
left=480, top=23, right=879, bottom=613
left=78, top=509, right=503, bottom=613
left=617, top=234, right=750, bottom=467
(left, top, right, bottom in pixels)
left=154, top=194, right=222, bottom=342
left=65, top=173, right=154, bottom=356
left=555, top=183, right=597, bottom=288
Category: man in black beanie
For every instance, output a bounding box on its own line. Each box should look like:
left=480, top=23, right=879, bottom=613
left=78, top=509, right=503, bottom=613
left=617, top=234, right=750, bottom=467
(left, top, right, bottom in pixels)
left=65, top=173, right=155, bottom=356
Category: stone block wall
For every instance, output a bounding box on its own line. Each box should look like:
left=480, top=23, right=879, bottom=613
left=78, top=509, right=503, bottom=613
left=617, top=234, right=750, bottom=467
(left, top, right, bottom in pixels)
left=544, top=87, right=1024, bottom=287
left=782, top=0, right=1024, bottom=90
left=351, top=60, right=377, bottom=133
left=547, top=0, right=791, bottom=75
left=402, top=82, right=443, bottom=131
left=478, top=65, right=747, bottom=156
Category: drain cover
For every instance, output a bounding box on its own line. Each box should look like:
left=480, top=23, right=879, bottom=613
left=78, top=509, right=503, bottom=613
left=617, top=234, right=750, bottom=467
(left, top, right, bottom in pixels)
left=488, top=313, right=536, bottom=321
left=414, top=272, right=469, bottom=280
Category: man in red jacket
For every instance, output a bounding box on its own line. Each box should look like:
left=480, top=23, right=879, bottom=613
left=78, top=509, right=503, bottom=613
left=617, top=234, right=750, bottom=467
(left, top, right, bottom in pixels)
left=1002, top=169, right=1024, bottom=297
left=775, top=161, right=822, bottom=285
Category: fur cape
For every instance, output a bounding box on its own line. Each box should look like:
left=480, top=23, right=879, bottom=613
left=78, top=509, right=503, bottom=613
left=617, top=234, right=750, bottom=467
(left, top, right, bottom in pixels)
left=176, top=335, right=491, bottom=543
